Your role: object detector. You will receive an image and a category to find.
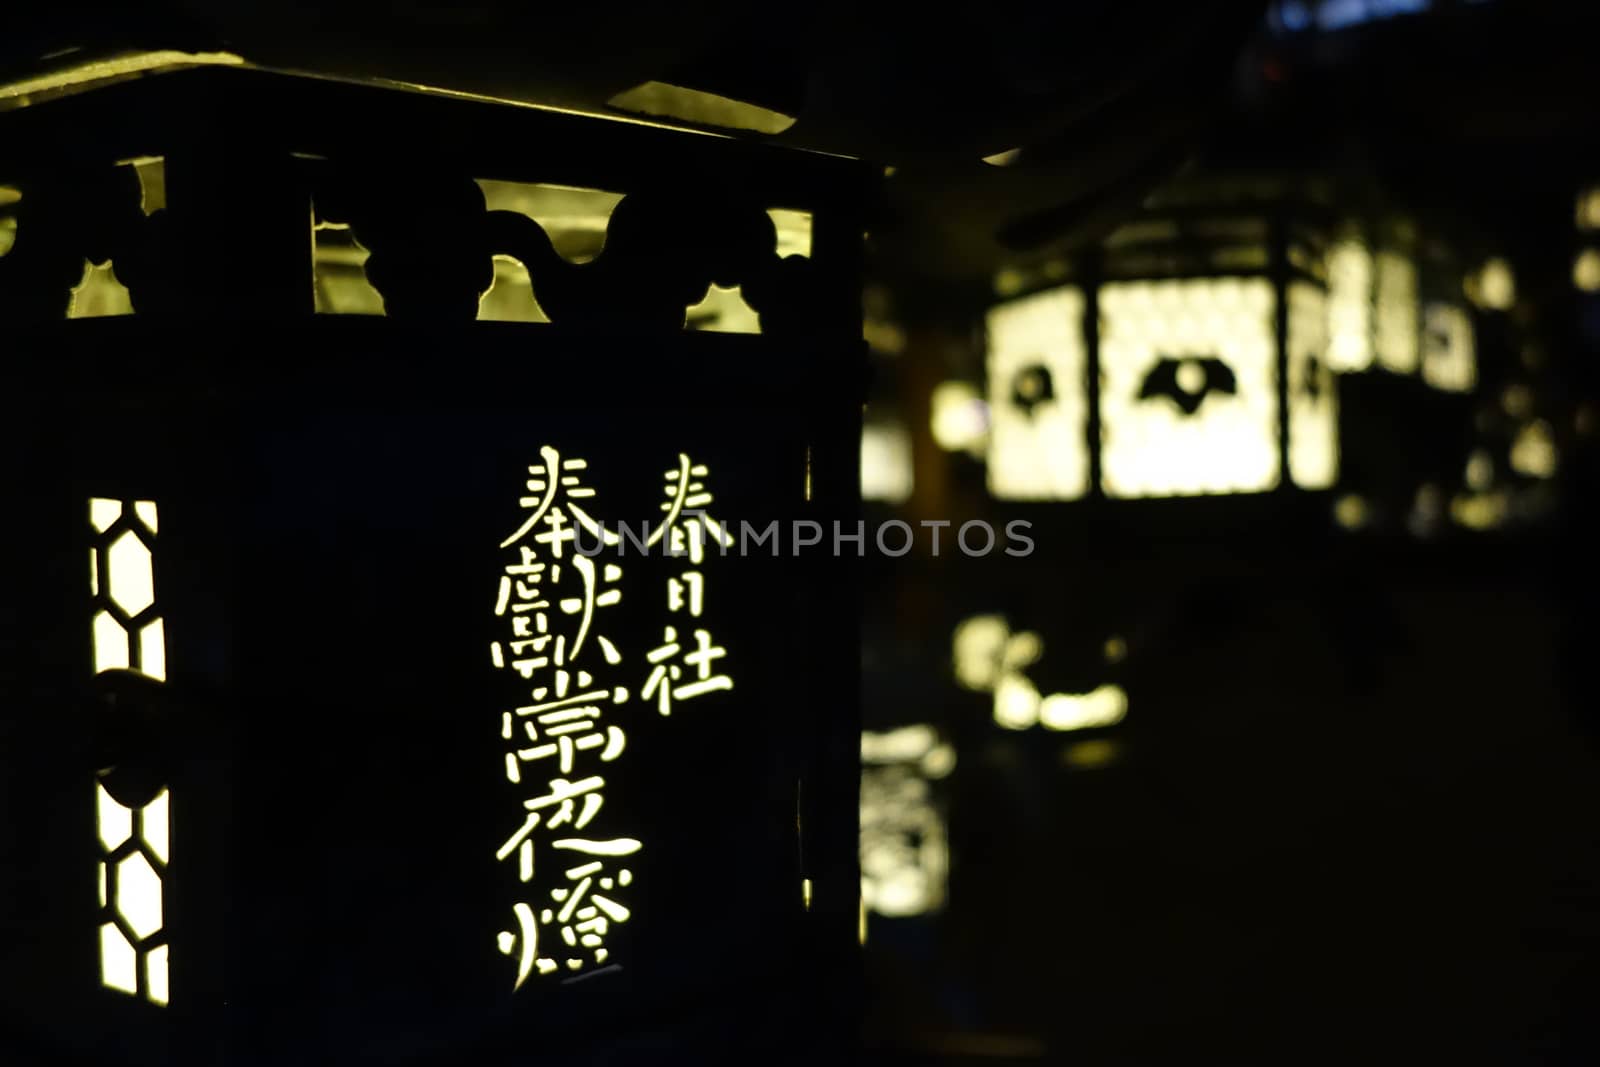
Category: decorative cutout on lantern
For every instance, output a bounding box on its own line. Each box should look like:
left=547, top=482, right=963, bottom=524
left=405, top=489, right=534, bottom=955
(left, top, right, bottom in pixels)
left=1421, top=303, right=1477, bottom=392
left=1099, top=278, right=1279, bottom=497
left=490, top=448, right=735, bottom=987
left=1326, top=237, right=1374, bottom=372
left=860, top=726, right=954, bottom=919
left=1288, top=281, right=1338, bottom=489
left=861, top=418, right=914, bottom=504
left=1373, top=250, right=1420, bottom=374
left=89, top=498, right=170, bottom=1007
left=953, top=615, right=1128, bottom=733
left=312, top=174, right=814, bottom=334
left=984, top=286, right=1089, bottom=500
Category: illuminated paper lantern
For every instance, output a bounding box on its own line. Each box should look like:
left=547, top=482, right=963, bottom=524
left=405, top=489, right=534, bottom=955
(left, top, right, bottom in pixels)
left=0, top=64, right=867, bottom=1063
left=984, top=182, right=1338, bottom=499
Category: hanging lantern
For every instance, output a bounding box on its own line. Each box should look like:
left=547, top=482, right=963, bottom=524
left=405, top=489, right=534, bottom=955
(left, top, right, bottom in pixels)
left=982, top=175, right=1338, bottom=505
left=0, top=64, right=868, bottom=1064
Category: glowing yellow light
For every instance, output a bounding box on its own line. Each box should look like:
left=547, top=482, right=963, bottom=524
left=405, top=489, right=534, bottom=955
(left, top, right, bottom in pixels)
left=861, top=727, right=950, bottom=918
left=982, top=148, right=1023, bottom=166
left=1373, top=251, right=1419, bottom=374
left=93, top=611, right=130, bottom=673
left=859, top=895, right=868, bottom=946
left=952, top=615, right=1013, bottom=691
left=1104, top=636, right=1128, bottom=664
left=91, top=499, right=170, bottom=1005
left=1326, top=238, right=1374, bottom=371
left=1470, top=258, right=1515, bottom=311
left=1063, top=739, right=1120, bottom=770
left=1288, top=281, right=1338, bottom=488
left=993, top=673, right=1041, bottom=730
left=1510, top=420, right=1558, bottom=479
left=1099, top=277, right=1279, bottom=497
left=1574, top=248, right=1600, bottom=292
left=606, top=82, right=797, bottom=134
left=97, top=785, right=132, bottom=851
left=0, top=51, right=245, bottom=106
left=985, top=286, right=1089, bottom=499
left=99, top=923, right=137, bottom=995
left=1334, top=494, right=1370, bottom=530
left=802, top=878, right=813, bottom=911
left=1502, top=385, right=1534, bottom=419
left=1576, top=188, right=1600, bottom=231
left=768, top=209, right=814, bottom=260
left=143, top=789, right=170, bottom=865
left=1421, top=303, right=1477, bottom=393
left=146, top=946, right=169, bottom=1007
left=1039, top=684, right=1128, bottom=732
left=90, top=498, right=120, bottom=532
left=116, top=851, right=163, bottom=940
left=1451, top=491, right=1508, bottom=530
left=930, top=381, right=987, bottom=453
left=0, top=216, right=15, bottom=258
left=1466, top=449, right=1494, bottom=492
left=861, top=421, right=914, bottom=503
left=68, top=261, right=135, bottom=319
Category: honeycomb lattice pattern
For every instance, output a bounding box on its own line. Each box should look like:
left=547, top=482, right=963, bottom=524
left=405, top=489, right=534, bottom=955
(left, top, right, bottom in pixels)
left=89, top=497, right=169, bottom=1006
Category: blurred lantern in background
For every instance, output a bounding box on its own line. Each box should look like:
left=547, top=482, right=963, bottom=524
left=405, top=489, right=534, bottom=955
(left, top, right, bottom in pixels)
left=982, top=174, right=1339, bottom=501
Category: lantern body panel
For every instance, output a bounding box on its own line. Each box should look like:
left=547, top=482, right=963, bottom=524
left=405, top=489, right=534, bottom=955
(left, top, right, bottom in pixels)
left=0, top=67, right=866, bottom=1066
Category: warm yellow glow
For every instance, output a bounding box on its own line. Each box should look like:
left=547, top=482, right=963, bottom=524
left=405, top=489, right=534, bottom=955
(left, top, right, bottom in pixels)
left=930, top=381, right=987, bottom=453
left=1511, top=420, right=1558, bottom=479
left=1334, top=494, right=1370, bottom=530
left=859, top=894, right=868, bottom=946
left=861, top=421, right=914, bottom=503
left=993, top=673, right=1041, bottom=730
left=861, top=727, right=950, bottom=918
left=0, top=215, right=16, bottom=258
left=1574, top=248, right=1600, bottom=292
left=685, top=284, right=761, bottom=333
left=143, top=789, right=170, bottom=865
left=0, top=51, right=245, bottom=106
left=982, top=148, right=1024, bottom=166
left=1466, top=449, right=1494, bottom=492
left=1326, top=238, right=1374, bottom=371
left=769, top=209, right=813, bottom=259
left=952, top=615, right=1040, bottom=692
left=145, top=946, right=169, bottom=1007
left=1287, top=281, right=1337, bottom=489
left=99, top=923, right=137, bottom=995
left=116, top=851, right=163, bottom=940
left=68, top=261, right=134, bottom=319
left=91, top=499, right=170, bottom=1006
left=107, top=531, right=155, bottom=615
left=1421, top=304, right=1477, bottom=393
left=802, top=878, right=813, bottom=911
left=1099, top=277, right=1279, bottom=497
left=1104, top=636, right=1127, bottom=664
left=139, top=620, right=167, bottom=683
left=1470, top=258, right=1516, bottom=311
left=1062, top=739, right=1120, bottom=770
left=1373, top=251, right=1419, bottom=374
left=985, top=286, right=1089, bottom=499
left=1451, top=491, right=1508, bottom=530
left=1576, top=188, right=1600, bottom=231
left=98, top=785, right=132, bottom=851
left=0, top=185, right=18, bottom=208
left=1039, top=685, right=1128, bottom=732
left=93, top=611, right=130, bottom=673
left=606, top=82, right=797, bottom=134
